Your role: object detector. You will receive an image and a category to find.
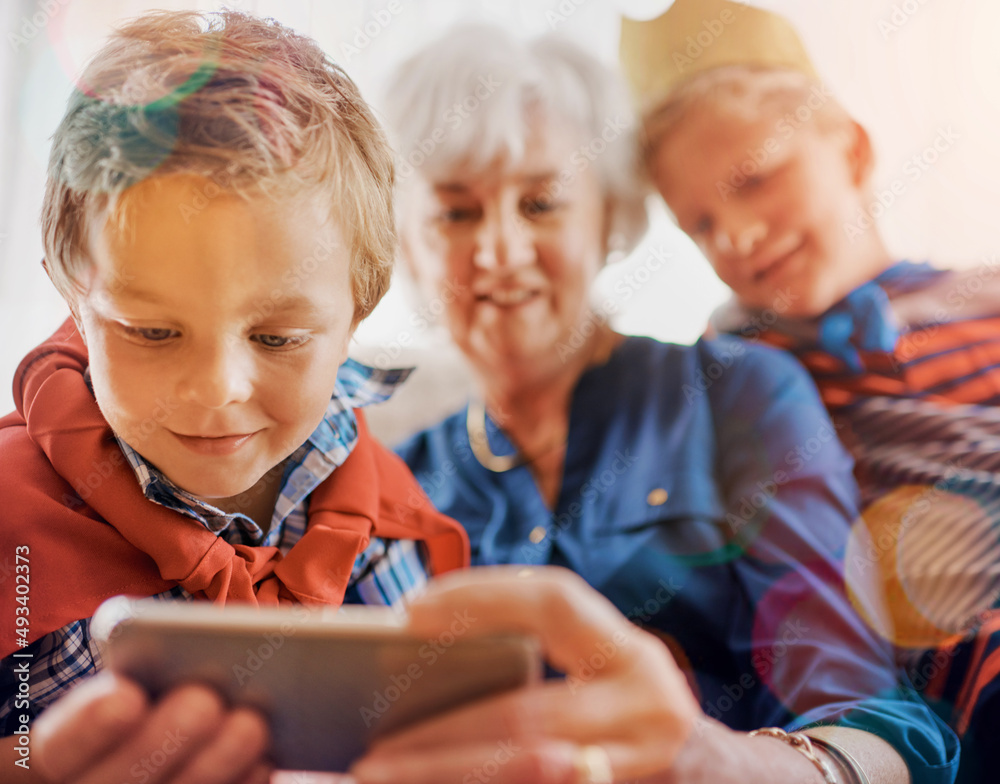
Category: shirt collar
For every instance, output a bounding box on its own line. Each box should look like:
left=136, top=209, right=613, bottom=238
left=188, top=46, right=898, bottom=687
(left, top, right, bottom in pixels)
left=816, top=261, right=948, bottom=370
left=112, top=358, right=412, bottom=541
left=712, top=260, right=947, bottom=364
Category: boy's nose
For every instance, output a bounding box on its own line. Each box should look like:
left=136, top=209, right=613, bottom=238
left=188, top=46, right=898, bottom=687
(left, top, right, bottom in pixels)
left=472, top=208, right=535, bottom=270
left=175, top=341, right=254, bottom=409
left=712, top=220, right=767, bottom=259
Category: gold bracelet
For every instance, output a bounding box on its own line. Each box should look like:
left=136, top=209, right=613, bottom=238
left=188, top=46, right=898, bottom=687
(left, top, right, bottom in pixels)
left=806, top=735, right=871, bottom=784
left=748, top=727, right=838, bottom=784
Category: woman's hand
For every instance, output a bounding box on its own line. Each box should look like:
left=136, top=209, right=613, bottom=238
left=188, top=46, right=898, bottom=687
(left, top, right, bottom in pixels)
left=31, top=671, right=271, bottom=784
left=350, top=566, right=701, bottom=784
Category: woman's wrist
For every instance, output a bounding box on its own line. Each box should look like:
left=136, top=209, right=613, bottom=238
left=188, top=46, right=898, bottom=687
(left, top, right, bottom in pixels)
left=805, top=734, right=872, bottom=784
left=748, top=727, right=837, bottom=783
left=658, top=718, right=829, bottom=784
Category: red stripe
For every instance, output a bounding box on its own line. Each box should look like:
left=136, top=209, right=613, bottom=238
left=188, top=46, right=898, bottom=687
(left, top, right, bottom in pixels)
left=757, top=320, right=1000, bottom=411
left=954, top=615, right=1000, bottom=736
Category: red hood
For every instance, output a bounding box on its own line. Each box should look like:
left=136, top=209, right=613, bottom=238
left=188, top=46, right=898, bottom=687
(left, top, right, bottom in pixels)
left=0, top=318, right=468, bottom=659
left=12, top=317, right=89, bottom=422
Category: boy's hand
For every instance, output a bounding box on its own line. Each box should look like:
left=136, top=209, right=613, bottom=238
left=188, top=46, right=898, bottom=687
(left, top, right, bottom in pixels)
left=32, top=671, right=271, bottom=784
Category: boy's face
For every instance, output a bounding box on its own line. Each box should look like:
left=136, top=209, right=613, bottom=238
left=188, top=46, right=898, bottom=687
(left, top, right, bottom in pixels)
left=650, top=106, right=878, bottom=317
left=74, top=175, right=356, bottom=503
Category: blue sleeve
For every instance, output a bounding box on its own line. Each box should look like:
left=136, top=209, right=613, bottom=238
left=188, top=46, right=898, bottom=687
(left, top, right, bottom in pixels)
left=703, top=338, right=959, bottom=784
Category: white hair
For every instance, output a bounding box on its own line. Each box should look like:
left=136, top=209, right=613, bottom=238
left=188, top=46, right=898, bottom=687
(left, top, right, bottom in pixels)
left=381, top=24, right=649, bottom=256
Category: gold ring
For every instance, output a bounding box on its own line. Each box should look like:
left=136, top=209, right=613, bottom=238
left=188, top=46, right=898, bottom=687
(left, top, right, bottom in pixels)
left=574, top=744, right=613, bottom=784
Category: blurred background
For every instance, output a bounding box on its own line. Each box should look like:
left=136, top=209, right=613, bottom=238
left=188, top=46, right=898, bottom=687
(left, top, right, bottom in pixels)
left=2, top=0, right=998, bottom=433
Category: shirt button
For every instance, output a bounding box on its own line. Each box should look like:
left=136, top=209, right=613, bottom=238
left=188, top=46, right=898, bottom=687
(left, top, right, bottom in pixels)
left=647, top=488, right=669, bottom=506
left=529, top=526, right=547, bottom=544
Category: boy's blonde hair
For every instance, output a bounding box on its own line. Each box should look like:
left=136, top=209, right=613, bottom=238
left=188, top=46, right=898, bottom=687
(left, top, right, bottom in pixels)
left=42, top=10, right=394, bottom=323
left=643, top=64, right=854, bottom=166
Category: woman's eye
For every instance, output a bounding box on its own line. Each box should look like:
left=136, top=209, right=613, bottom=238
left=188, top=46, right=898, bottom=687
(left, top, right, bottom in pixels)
left=253, top=334, right=306, bottom=349
left=123, top=326, right=176, bottom=342
left=438, top=207, right=478, bottom=223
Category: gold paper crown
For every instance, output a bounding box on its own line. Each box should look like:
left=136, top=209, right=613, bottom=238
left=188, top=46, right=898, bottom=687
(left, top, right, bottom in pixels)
left=619, top=0, right=818, bottom=113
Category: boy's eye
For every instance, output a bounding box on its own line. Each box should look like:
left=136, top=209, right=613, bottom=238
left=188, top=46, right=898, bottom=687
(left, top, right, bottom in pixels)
left=692, top=216, right=713, bottom=236
left=123, top=326, right=177, bottom=342
left=252, top=334, right=308, bottom=350
left=521, top=197, right=559, bottom=218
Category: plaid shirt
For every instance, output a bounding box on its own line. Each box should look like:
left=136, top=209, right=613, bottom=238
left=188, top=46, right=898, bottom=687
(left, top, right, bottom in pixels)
left=0, top=359, right=427, bottom=734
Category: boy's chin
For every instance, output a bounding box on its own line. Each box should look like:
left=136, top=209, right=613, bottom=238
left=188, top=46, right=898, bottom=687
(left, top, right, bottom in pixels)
left=745, top=282, right=847, bottom=320
left=164, top=469, right=266, bottom=507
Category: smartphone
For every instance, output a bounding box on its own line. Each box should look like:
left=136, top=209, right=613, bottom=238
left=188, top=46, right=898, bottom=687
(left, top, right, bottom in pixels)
left=92, top=596, right=542, bottom=772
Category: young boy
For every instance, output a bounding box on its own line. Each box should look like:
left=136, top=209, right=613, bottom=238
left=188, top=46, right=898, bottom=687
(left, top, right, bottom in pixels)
left=0, top=10, right=467, bottom=782
left=622, top=2, right=1000, bottom=780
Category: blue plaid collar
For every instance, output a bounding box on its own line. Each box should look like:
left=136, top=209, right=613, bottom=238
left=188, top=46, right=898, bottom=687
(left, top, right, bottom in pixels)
left=114, top=358, right=411, bottom=543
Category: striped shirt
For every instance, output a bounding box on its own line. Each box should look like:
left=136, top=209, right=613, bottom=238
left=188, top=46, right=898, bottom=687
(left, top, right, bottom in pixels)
left=713, top=259, right=1000, bottom=414
left=0, top=358, right=427, bottom=733
left=714, top=259, right=1000, bottom=757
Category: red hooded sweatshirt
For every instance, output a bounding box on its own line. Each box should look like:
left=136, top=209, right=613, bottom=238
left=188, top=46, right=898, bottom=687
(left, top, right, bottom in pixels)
left=0, top=319, right=469, bottom=659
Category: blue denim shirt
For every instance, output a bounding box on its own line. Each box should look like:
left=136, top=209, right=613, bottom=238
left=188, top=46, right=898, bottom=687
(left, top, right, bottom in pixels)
left=397, top=335, right=959, bottom=784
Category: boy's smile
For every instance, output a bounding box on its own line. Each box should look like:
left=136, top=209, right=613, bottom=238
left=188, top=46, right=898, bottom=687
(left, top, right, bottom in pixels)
left=73, top=174, right=356, bottom=512
left=170, top=431, right=258, bottom=456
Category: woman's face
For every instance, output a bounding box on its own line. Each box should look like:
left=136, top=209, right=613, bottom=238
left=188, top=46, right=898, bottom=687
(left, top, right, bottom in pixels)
left=399, top=117, right=609, bottom=378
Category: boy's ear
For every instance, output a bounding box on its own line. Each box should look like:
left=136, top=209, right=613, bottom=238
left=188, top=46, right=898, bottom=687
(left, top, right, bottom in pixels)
left=845, top=120, right=876, bottom=188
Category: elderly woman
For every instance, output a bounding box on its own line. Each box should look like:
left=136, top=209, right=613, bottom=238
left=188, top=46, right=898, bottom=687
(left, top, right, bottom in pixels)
left=348, top=25, right=960, bottom=784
